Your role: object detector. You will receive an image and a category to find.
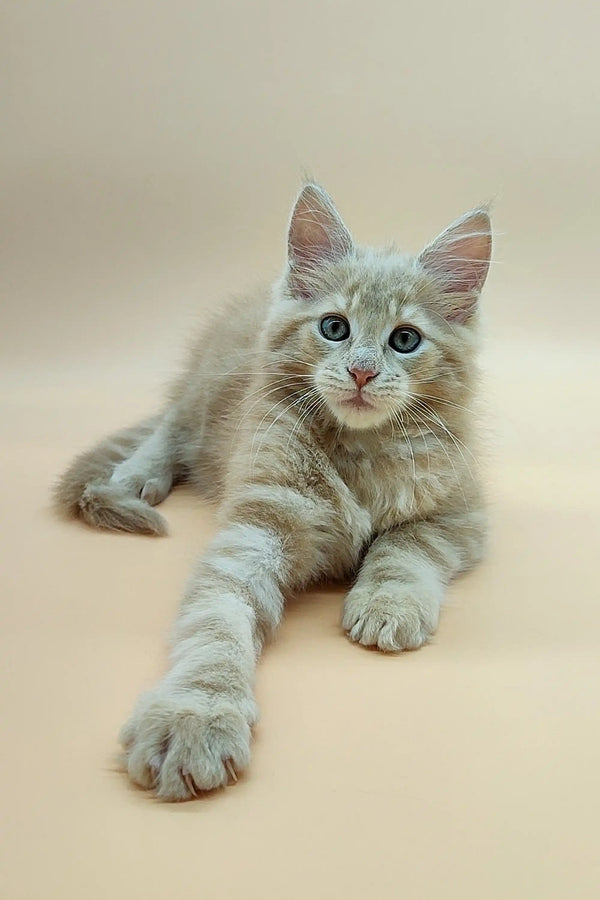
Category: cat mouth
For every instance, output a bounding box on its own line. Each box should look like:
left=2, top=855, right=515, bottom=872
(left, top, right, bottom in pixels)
left=324, top=388, right=388, bottom=429
left=339, top=392, right=375, bottom=410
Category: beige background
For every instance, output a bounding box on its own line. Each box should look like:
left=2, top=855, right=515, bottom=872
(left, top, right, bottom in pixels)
left=1, top=2, right=599, bottom=898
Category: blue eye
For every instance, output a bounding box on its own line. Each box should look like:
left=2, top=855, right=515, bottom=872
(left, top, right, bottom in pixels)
left=319, top=315, right=350, bottom=342
left=389, top=327, right=421, bottom=353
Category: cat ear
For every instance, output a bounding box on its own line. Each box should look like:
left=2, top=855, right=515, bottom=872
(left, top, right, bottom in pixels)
left=287, top=184, right=353, bottom=297
left=418, top=208, right=492, bottom=323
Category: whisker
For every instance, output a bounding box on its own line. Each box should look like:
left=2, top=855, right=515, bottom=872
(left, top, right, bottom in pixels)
left=250, top=387, right=322, bottom=471
left=230, top=383, right=311, bottom=462
left=284, top=393, right=326, bottom=458
left=408, top=392, right=475, bottom=416
left=404, top=408, right=431, bottom=481
left=409, top=401, right=477, bottom=503
left=408, top=405, right=470, bottom=511
left=394, top=410, right=416, bottom=512
left=411, top=398, right=478, bottom=466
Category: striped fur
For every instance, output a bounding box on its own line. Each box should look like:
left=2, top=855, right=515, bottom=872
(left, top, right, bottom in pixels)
left=56, top=184, right=491, bottom=799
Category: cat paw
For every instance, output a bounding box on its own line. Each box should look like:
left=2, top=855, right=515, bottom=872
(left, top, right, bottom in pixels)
left=139, top=475, right=173, bottom=506
left=342, top=584, right=441, bottom=652
left=109, top=464, right=172, bottom=506
left=120, top=686, right=258, bottom=800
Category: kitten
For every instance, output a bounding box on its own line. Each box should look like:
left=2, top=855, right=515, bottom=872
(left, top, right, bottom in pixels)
left=55, top=183, right=491, bottom=800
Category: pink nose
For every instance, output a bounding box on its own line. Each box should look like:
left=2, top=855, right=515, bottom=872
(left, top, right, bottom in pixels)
left=348, top=367, right=379, bottom=390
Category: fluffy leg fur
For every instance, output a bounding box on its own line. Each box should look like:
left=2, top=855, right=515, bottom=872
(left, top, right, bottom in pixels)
left=54, top=413, right=179, bottom=535
left=342, top=509, right=487, bottom=651
left=121, top=447, right=371, bottom=800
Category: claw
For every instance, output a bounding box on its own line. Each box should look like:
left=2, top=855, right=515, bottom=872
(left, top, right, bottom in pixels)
left=224, top=759, right=238, bottom=783
left=181, top=770, right=198, bottom=797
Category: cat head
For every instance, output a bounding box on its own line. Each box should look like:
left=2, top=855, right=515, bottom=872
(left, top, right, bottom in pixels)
left=268, top=183, right=491, bottom=431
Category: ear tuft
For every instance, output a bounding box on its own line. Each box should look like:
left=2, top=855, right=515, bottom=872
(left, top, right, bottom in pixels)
left=287, top=184, right=353, bottom=297
left=418, top=208, right=492, bottom=323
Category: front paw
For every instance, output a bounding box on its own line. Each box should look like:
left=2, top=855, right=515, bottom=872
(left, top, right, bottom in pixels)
left=342, top=583, right=441, bottom=652
left=120, top=686, right=258, bottom=801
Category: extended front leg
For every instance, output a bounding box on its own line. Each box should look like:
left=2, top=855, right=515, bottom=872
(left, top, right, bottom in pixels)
left=342, top=509, right=486, bottom=652
left=120, top=522, right=282, bottom=800
left=121, top=479, right=367, bottom=800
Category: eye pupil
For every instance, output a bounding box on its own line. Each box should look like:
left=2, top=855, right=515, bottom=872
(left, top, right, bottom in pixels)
left=389, top=326, right=421, bottom=353
left=319, top=315, right=350, bottom=342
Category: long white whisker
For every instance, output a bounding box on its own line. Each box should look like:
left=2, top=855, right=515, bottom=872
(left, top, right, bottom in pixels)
left=393, top=409, right=416, bottom=512
left=410, top=397, right=478, bottom=467
left=250, top=387, right=322, bottom=472
left=284, top=393, right=327, bottom=458
left=404, top=407, right=431, bottom=481
left=408, top=405, right=469, bottom=511
left=409, top=392, right=474, bottom=416
left=229, top=380, right=311, bottom=449
left=410, top=402, right=476, bottom=506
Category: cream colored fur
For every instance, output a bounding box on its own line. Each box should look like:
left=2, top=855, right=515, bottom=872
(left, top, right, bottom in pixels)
left=55, top=184, right=491, bottom=800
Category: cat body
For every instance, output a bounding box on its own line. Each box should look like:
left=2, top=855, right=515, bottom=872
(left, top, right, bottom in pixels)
left=56, top=184, right=491, bottom=800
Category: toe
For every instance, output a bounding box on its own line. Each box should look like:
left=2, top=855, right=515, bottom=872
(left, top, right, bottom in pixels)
left=141, top=475, right=172, bottom=506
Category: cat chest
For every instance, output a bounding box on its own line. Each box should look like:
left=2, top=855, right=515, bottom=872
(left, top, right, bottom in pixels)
left=334, top=448, right=424, bottom=533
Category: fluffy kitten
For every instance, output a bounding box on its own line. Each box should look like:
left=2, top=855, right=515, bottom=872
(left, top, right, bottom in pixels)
left=55, top=184, right=491, bottom=800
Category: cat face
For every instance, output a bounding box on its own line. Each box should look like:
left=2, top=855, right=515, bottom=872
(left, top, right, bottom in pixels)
left=268, top=184, right=491, bottom=432
left=297, top=257, right=462, bottom=430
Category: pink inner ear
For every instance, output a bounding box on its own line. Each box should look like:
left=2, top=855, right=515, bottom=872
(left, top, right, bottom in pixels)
left=288, top=184, right=353, bottom=273
left=419, top=210, right=492, bottom=310
left=291, top=218, right=338, bottom=266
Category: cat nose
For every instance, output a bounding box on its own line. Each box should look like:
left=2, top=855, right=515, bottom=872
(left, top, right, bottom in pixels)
left=347, top=367, right=379, bottom=390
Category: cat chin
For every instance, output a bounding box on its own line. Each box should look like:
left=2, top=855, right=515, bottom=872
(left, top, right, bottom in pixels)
left=328, top=403, right=390, bottom=431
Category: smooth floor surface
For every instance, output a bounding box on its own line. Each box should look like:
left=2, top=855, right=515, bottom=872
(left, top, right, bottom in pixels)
left=1, top=341, right=598, bottom=900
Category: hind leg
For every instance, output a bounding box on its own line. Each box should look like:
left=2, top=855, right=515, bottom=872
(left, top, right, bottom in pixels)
left=109, top=413, right=176, bottom=505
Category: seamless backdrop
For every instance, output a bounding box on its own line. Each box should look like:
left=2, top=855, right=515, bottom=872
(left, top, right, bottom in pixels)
left=1, top=2, right=599, bottom=899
